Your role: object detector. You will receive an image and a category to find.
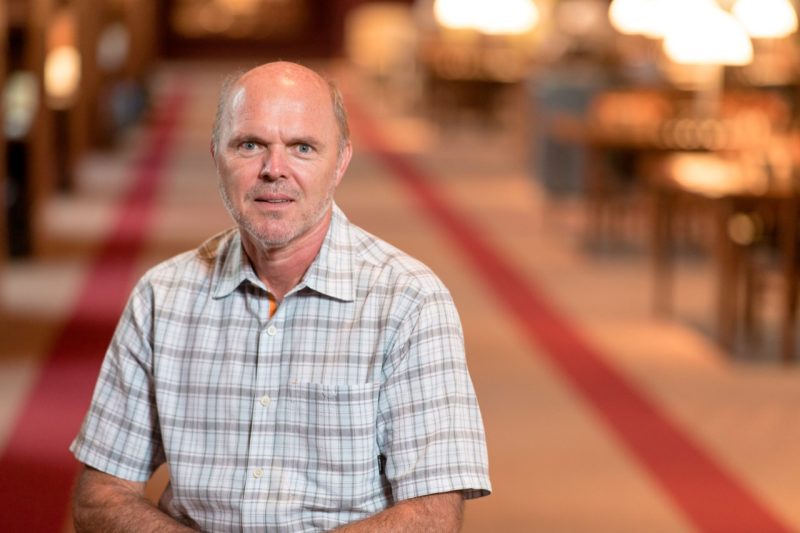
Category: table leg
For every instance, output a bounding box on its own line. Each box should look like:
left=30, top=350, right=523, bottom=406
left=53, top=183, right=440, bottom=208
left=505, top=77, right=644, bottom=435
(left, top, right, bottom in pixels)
left=716, top=200, right=739, bottom=353
left=652, top=187, right=674, bottom=316
left=781, top=197, right=798, bottom=363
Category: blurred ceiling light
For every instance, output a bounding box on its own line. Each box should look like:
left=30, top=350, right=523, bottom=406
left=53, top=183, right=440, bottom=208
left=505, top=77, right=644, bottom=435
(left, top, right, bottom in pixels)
left=198, top=3, right=235, bottom=34
left=732, top=0, right=798, bottom=38
left=216, top=0, right=261, bottom=16
left=663, top=2, right=753, bottom=65
left=608, top=0, right=657, bottom=35
left=44, top=45, right=82, bottom=108
left=97, top=22, right=131, bottom=73
left=3, top=72, right=39, bottom=139
left=609, top=0, right=705, bottom=38
left=433, top=0, right=539, bottom=35
left=45, top=7, right=81, bottom=109
left=556, top=0, right=606, bottom=37
left=346, top=3, right=416, bottom=74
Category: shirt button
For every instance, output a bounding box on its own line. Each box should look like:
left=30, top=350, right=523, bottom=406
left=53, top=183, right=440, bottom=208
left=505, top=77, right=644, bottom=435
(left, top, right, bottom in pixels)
left=259, top=395, right=271, bottom=407
left=266, top=325, right=278, bottom=336
left=253, top=467, right=264, bottom=479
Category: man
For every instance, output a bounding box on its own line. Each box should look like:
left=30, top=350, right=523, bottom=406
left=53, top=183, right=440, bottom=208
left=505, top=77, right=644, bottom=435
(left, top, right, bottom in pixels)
left=71, top=61, right=491, bottom=532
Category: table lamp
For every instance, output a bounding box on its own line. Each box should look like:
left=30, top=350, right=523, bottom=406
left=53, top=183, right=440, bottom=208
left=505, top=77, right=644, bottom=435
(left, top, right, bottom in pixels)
left=661, top=1, right=753, bottom=117
left=732, top=0, right=798, bottom=39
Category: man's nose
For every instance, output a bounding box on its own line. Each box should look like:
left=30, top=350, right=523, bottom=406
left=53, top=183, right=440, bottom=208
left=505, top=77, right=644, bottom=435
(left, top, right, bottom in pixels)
left=260, top=148, right=287, bottom=180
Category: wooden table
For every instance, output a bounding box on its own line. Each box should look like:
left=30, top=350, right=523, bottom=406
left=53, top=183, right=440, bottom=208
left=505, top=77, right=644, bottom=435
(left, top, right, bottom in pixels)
left=649, top=151, right=799, bottom=362
left=547, top=87, right=799, bottom=361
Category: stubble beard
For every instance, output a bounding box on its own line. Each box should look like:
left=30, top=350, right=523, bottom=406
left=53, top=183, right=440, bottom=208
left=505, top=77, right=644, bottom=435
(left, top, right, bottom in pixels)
left=219, top=180, right=336, bottom=249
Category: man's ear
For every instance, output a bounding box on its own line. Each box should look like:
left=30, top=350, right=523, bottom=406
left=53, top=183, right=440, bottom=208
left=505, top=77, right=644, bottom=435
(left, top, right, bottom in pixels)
left=335, top=141, right=353, bottom=187
left=210, top=140, right=217, bottom=161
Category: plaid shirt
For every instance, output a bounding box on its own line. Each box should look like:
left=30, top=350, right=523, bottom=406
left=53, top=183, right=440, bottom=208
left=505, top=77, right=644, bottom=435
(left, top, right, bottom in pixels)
left=71, top=204, right=491, bottom=532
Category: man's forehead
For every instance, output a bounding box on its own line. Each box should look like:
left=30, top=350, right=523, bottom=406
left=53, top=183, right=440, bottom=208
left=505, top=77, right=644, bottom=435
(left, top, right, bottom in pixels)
left=230, top=76, right=329, bottom=112
left=239, top=63, right=327, bottom=96
left=223, top=84, right=337, bottom=143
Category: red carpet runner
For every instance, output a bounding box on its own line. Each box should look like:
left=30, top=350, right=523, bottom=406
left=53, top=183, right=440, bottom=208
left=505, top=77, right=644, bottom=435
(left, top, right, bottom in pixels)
left=348, top=104, right=791, bottom=533
left=0, top=86, right=186, bottom=532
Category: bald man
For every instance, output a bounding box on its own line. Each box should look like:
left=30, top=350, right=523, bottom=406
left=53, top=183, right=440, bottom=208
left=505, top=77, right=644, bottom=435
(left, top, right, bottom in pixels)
left=71, top=62, right=491, bottom=532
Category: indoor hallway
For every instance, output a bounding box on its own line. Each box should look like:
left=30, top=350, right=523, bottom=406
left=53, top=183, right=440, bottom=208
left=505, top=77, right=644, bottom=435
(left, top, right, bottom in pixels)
left=1, top=59, right=800, bottom=533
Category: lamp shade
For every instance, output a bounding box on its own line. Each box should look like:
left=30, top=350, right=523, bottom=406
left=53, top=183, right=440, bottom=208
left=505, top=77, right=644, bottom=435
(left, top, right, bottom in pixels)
left=97, top=22, right=131, bottom=73
left=3, top=72, right=39, bottom=139
left=608, top=0, right=654, bottom=35
left=45, top=46, right=81, bottom=106
left=45, top=8, right=81, bottom=109
left=732, top=0, right=798, bottom=38
left=433, top=0, right=539, bottom=35
left=663, top=3, right=753, bottom=65
left=609, top=0, right=703, bottom=38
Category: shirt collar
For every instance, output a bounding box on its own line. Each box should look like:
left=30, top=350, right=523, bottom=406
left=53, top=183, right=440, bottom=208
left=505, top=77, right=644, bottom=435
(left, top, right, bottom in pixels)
left=212, top=229, right=264, bottom=299
left=212, top=204, right=355, bottom=302
left=300, top=203, right=355, bottom=302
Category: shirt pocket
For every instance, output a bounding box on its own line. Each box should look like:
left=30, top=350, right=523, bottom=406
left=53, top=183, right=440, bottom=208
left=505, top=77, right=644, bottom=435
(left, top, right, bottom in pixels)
left=279, top=381, right=381, bottom=508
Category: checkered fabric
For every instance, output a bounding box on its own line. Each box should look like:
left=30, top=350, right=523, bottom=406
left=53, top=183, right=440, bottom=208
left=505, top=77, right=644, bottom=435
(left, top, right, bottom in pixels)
left=71, top=204, right=491, bottom=532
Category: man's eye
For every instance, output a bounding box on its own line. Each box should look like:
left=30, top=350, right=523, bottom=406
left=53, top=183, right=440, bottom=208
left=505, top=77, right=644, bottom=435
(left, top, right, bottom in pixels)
left=297, top=144, right=312, bottom=154
left=241, top=142, right=258, bottom=151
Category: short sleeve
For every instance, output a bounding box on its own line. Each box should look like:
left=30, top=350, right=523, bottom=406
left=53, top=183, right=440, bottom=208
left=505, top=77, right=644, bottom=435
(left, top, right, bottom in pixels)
left=376, top=288, right=491, bottom=501
left=69, top=280, right=165, bottom=481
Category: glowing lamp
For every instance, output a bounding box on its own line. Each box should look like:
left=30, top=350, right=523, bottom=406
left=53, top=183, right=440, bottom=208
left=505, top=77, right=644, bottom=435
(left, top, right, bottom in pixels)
left=3, top=72, right=39, bottom=139
left=557, top=0, right=607, bottom=37
left=433, top=0, right=539, bottom=35
left=663, top=4, right=753, bottom=66
left=218, top=0, right=260, bottom=16
left=610, top=0, right=734, bottom=40
left=97, top=22, right=131, bottom=73
left=608, top=0, right=654, bottom=35
left=732, top=0, right=798, bottom=38
left=44, top=45, right=81, bottom=108
left=45, top=8, right=81, bottom=109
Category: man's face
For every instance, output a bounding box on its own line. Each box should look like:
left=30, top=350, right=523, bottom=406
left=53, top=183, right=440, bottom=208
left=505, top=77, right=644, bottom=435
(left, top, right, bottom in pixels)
left=214, top=66, right=351, bottom=251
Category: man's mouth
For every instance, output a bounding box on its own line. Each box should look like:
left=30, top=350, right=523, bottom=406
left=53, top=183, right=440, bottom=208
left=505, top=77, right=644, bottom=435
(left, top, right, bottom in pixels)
left=254, top=193, right=294, bottom=204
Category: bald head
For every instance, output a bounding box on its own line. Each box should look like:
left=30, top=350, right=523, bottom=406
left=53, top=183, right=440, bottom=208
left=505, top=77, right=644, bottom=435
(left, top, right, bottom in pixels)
left=211, top=62, right=350, bottom=158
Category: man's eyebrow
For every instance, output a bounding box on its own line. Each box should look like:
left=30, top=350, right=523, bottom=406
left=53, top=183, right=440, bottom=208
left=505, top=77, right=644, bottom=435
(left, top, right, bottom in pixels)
left=226, top=133, right=325, bottom=148
left=227, top=133, right=265, bottom=146
left=289, top=135, right=326, bottom=149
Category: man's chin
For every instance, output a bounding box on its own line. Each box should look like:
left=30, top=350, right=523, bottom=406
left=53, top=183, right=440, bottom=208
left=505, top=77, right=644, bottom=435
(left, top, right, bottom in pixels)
left=253, top=230, right=294, bottom=249
left=236, top=220, right=292, bottom=248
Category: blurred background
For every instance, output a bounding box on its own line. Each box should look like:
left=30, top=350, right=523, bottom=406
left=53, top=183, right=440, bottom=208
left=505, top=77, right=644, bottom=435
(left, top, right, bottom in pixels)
left=1, top=0, right=800, bottom=531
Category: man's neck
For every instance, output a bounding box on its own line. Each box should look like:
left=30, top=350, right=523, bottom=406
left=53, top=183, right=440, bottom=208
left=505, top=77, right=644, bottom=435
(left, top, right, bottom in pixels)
left=241, top=211, right=332, bottom=302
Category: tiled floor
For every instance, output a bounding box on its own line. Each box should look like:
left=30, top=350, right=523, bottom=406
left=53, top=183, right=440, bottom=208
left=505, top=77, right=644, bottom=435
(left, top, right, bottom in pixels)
left=1, top=60, right=799, bottom=532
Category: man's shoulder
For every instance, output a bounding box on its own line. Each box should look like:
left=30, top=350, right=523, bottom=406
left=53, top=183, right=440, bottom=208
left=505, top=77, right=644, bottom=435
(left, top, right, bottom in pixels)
left=140, top=228, right=238, bottom=287
left=347, top=222, right=448, bottom=297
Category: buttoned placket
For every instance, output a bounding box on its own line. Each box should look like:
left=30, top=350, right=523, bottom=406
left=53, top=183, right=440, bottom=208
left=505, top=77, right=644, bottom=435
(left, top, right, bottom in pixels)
left=242, top=291, right=285, bottom=525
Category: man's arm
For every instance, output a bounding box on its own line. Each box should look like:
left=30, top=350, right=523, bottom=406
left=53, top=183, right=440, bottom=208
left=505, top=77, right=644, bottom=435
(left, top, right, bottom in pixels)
left=72, top=465, right=195, bottom=532
left=334, top=491, right=464, bottom=532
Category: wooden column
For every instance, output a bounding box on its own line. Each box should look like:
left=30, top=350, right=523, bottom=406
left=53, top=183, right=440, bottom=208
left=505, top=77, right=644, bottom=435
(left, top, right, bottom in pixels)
left=60, top=0, right=98, bottom=189
left=123, top=0, right=157, bottom=82
left=27, top=0, right=58, bottom=255
left=0, top=1, right=7, bottom=266
left=4, top=0, right=55, bottom=257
